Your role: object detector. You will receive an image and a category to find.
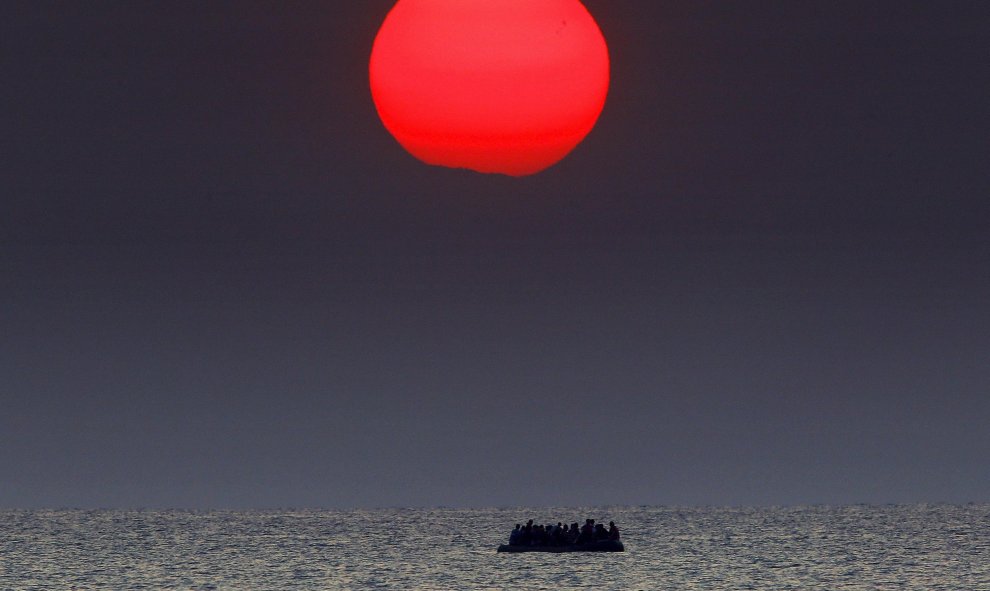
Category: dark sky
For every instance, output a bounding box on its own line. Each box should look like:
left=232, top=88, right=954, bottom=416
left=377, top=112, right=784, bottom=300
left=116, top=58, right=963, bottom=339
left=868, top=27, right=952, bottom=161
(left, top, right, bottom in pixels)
left=2, top=1, right=988, bottom=509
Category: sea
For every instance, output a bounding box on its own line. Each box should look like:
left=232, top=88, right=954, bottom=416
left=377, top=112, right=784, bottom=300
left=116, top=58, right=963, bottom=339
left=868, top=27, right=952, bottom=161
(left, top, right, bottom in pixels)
left=1, top=505, right=987, bottom=590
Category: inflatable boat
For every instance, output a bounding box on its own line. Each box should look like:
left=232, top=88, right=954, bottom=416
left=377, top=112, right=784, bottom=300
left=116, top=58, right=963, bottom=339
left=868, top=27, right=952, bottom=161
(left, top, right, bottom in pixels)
left=497, top=540, right=624, bottom=553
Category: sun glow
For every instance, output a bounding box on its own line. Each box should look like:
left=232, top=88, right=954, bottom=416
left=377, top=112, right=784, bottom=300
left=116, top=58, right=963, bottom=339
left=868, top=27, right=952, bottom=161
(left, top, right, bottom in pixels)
left=370, top=0, right=610, bottom=176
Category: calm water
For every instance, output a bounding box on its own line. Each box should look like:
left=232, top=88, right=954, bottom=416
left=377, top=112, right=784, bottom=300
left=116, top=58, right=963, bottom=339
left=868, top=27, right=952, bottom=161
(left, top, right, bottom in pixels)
left=1, top=505, right=987, bottom=590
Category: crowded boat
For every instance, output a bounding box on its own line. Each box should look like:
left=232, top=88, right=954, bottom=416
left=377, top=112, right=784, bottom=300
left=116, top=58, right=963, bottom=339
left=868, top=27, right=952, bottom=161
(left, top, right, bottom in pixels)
left=496, top=518, right=624, bottom=552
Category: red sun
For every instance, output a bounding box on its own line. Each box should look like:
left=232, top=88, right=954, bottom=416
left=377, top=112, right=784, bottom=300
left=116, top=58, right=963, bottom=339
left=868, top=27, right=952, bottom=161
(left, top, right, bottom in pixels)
left=370, top=0, right=610, bottom=177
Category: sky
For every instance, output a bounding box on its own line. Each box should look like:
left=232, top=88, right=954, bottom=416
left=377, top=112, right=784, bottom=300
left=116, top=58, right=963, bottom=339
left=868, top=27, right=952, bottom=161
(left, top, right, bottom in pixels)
left=2, top=1, right=989, bottom=509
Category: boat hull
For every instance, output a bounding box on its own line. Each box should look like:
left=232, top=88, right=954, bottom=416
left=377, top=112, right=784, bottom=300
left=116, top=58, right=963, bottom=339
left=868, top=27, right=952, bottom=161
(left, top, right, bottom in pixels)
left=497, top=540, right=624, bottom=553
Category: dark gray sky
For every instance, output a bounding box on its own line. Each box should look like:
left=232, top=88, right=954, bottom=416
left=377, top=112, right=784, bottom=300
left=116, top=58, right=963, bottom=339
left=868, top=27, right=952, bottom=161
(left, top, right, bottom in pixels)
left=2, top=1, right=988, bottom=509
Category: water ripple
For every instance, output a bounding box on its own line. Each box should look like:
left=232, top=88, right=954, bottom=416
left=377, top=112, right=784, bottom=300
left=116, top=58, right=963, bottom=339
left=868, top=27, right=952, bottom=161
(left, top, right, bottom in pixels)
left=1, top=505, right=987, bottom=590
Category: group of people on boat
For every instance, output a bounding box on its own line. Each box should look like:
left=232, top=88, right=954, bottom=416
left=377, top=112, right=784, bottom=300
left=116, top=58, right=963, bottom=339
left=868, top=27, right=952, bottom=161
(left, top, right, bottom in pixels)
left=507, top=518, right=620, bottom=547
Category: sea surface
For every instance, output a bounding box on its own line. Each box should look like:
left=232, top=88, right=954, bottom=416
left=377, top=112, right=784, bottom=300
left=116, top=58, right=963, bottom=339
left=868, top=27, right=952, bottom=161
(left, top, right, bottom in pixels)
left=1, top=505, right=988, bottom=590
